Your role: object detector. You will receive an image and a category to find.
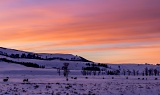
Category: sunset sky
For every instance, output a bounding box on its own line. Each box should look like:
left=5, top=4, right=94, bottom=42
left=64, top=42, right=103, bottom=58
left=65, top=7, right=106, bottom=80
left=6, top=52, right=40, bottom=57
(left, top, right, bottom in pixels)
left=0, top=0, right=160, bottom=63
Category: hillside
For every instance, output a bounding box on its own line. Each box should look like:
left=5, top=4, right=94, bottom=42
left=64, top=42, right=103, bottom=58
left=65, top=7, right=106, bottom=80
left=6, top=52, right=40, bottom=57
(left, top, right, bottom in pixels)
left=0, top=47, right=94, bottom=70
left=0, top=47, right=91, bottom=62
left=0, top=47, right=160, bottom=76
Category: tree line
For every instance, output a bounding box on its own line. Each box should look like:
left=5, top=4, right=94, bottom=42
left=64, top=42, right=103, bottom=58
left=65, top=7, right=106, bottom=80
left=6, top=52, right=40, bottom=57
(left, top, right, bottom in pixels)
left=0, top=51, right=91, bottom=62
left=0, top=58, right=45, bottom=68
left=81, top=63, right=120, bottom=76
left=81, top=63, right=160, bottom=76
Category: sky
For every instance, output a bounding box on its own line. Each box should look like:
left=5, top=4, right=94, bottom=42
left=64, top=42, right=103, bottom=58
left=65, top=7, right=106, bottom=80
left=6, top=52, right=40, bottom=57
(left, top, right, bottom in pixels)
left=0, top=0, right=160, bottom=64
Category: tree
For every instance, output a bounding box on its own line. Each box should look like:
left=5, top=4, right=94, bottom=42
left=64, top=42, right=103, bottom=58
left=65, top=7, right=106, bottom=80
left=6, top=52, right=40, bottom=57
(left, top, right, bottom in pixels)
left=123, top=69, right=126, bottom=75
left=133, top=69, right=136, bottom=76
left=154, top=69, right=158, bottom=76
left=15, top=54, right=20, bottom=58
left=136, top=70, right=139, bottom=76
left=81, top=67, right=87, bottom=75
left=62, top=63, right=70, bottom=81
left=148, top=69, right=153, bottom=76
left=142, top=71, right=145, bottom=76
left=10, top=54, right=15, bottom=58
left=21, top=53, right=26, bottom=58
left=93, top=70, right=96, bottom=76
left=27, top=53, right=32, bottom=58
left=145, top=67, right=149, bottom=76
left=127, top=69, right=131, bottom=76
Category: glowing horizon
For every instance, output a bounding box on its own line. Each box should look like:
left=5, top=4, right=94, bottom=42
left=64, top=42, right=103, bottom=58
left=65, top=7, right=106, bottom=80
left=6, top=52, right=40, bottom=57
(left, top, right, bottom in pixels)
left=0, top=0, right=160, bottom=63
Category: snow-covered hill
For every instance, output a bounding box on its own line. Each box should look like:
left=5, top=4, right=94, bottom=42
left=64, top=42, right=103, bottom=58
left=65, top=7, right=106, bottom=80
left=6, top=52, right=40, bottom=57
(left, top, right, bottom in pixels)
left=0, top=47, right=93, bottom=70
left=0, top=47, right=90, bottom=62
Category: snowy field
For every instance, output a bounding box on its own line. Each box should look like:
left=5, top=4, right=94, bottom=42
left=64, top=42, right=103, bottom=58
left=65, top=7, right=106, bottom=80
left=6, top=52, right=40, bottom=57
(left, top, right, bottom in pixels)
left=0, top=47, right=160, bottom=95
left=0, top=69, right=160, bottom=95
left=0, top=62, right=160, bottom=95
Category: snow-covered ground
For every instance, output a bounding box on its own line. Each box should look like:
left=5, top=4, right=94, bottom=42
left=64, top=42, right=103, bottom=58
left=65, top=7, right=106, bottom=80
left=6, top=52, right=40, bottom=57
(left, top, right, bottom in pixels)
left=0, top=47, right=160, bottom=95
left=0, top=62, right=160, bottom=95
left=0, top=74, right=160, bottom=95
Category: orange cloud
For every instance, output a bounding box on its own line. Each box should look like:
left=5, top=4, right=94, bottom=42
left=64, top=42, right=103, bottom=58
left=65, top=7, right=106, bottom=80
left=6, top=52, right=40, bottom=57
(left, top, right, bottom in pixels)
left=0, top=0, right=160, bottom=63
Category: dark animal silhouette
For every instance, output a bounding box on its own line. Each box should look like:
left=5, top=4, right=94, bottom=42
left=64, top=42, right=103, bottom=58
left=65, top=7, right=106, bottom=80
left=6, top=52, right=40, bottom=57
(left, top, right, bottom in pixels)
left=74, top=77, right=77, bottom=79
left=23, top=79, right=29, bottom=82
left=3, top=77, right=9, bottom=82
